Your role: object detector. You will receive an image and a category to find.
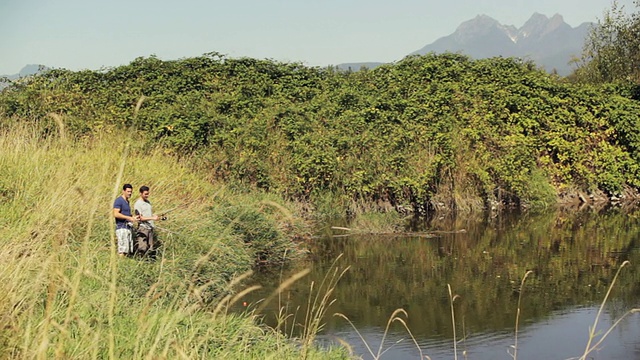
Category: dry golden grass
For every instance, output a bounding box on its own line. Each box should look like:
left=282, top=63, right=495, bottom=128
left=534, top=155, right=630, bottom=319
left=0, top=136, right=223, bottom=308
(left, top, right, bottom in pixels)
left=0, top=120, right=349, bottom=359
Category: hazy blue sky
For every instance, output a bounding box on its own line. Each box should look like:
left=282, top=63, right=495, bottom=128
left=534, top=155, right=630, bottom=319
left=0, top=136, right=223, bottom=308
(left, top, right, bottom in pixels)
left=0, top=0, right=636, bottom=75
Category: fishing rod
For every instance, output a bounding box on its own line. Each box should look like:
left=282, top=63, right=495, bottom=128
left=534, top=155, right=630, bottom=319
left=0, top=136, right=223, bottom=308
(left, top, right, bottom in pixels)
left=146, top=203, right=192, bottom=235
left=153, top=224, right=185, bottom=236
left=155, top=203, right=189, bottom=220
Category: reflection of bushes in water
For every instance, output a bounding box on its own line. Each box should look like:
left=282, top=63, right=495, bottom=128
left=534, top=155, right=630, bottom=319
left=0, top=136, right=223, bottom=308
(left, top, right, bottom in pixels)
left=285, top=209, right=640, bottom=338
left=347, top=211, right=404, bottom=234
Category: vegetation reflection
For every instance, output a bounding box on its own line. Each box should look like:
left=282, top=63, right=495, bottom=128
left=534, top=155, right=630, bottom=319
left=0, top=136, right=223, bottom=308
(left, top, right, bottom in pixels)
left=250, top=208, right=640, bottom=342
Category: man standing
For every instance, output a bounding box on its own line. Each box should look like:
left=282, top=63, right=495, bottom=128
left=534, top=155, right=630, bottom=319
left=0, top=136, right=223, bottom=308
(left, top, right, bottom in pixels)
left=113, top=183, right=137, bottom=256
left=134, top=185, right=160, bottom=256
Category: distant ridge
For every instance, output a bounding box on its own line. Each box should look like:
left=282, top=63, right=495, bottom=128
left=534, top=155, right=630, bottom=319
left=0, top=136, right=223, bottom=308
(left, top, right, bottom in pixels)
left=1, top=64, right=49, bottom=90
left=337, top=13, right=592, bottom=76
left=410, top=13, right=591, bottom=75
left=334, top=62, right=385, bottom=72
left=2, top=64, right=47, bottom=80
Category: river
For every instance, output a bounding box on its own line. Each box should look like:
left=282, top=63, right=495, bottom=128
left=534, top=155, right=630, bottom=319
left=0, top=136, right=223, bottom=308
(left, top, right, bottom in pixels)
left=241, top=207, right=640, bottom=359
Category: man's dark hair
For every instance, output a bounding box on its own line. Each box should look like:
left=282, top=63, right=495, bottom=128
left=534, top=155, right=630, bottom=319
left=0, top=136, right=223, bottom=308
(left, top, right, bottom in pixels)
left=123, top=184, right=133, bottom=191
left=140, top=185, right=150, bottom=193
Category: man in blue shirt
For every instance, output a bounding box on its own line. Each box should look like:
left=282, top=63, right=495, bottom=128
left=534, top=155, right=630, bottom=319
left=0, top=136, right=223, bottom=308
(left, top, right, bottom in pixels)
left=113, top=183, right=138, bottom=256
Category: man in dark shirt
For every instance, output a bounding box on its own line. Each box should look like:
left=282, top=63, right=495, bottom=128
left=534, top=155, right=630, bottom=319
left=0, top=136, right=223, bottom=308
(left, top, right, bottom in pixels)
left=113, top=183, right=138, bottom=256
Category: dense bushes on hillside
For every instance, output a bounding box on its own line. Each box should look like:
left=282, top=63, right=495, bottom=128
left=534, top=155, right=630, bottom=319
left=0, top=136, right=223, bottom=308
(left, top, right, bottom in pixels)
left=2, top=53, right=640, bottom=213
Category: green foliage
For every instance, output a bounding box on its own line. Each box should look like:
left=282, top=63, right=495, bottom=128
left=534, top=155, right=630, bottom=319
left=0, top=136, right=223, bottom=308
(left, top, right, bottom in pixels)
left=2, top=52, right=640, bottom=213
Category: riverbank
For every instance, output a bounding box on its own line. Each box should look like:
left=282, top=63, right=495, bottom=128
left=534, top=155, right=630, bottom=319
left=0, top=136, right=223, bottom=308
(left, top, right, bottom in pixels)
left=0, top=123, right=349, bottom=359
left=2, top=118, right=639, bottom=359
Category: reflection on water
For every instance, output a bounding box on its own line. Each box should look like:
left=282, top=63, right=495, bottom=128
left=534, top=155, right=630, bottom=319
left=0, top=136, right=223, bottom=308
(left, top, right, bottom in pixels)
left=242, top=208, right=640, bottom=359
left=323, top=307, right=640, bottom=360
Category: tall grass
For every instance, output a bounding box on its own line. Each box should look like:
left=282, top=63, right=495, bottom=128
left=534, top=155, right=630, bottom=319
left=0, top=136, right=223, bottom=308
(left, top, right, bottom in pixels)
left=334, top=308, right=424, bottom=360
left=507, top=270, right=534, bottom=360
left=331, top=265, right=637, bottom=360
left=577, top=260, right=640, bottom=360
left=447, top=284, right=460, bottom=360
left=0, top=120, right=347, bottom=359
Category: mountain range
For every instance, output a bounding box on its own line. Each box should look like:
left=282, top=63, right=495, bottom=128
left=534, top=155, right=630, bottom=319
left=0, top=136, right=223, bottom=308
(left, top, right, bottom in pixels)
left=2, top=13, right=592, bottom=83
left=338, top=13, right=592, bottom=76
left=2, top=64, right=46, bottom=80
left=0, top=64, right=48, bottom=90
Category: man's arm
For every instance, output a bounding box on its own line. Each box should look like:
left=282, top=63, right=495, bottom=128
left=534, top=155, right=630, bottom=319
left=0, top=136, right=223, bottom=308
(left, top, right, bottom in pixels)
left=135, top=209, right=159, bottom=222
left=140, top=214, right=159, bottom=221
left=113, top=208, right=136, bottom=222
left=134, top=200, right=159, bottom=221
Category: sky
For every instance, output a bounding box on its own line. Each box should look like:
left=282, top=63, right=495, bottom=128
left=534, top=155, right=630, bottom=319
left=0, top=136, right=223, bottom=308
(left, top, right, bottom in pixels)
left=0, top=0, right=637, bottom=75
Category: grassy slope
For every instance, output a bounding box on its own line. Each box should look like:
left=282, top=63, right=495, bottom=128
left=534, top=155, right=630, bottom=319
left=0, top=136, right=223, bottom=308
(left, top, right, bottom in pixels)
left=0, top=122, right=348, bottom=359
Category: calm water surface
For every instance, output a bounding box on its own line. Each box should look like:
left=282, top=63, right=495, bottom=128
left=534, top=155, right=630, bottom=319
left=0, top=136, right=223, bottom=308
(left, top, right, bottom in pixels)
left=243, top=208, right=640, bottom=359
